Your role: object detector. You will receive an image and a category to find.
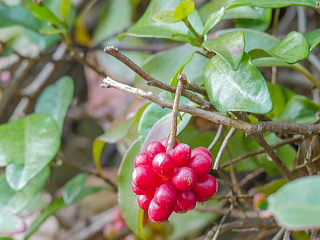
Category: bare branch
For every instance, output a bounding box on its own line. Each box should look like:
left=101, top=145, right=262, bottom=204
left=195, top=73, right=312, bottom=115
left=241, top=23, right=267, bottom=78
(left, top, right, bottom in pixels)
left=213, top=128, right=236, bottom=169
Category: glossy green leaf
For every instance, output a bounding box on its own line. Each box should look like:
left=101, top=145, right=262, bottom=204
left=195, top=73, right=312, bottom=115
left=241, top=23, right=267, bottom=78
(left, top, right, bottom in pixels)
left=249, top=179, right=288, bottom=195
left=169, top=52, right=196, bottom=86
left=0, top=113, right=60, bottom=190
left=27, top=4, right=61, bottom=26
left=227, top=0, right=318, bottom=9
left=92, top=139, right=105, bottom=178
left=276, top=95, right=320, bottom=124
left=35, top=76, right=74, bottom=135
left=172, top=0, right=195, bottom=21
left=152, top=10, right=178, bottom=23
left=0, top=3, right=41, bottom=31
left=0, top=167, right=50, bottom=214
left=118, top=140, right=142, bottom=238
left=235, top=8, right=272, bottom=32
left=215, top=28, right=280, bottom=52
left=25, top=187, right=103, bottom=240
left=62, top=173, right=88, bottom=205
left=60, top=0, right=71, bottom=20
left=171, top=33, right=199, bottom=46
left=203, top=7, right=225, bottom=35
left=268, top=176, right=320, bottom=230
left=124, top=0, right=203, bottom=40
left=204, top=53, right=273, bottom=113
left=39, top=28, right=66, bottom=35
left=304, top=29, right=320, bottom=51
left=0, top=209, right=26, bottom=236
left=202, top=30, right=245, bottom=70
left=0, top=237, right=13, bottom=240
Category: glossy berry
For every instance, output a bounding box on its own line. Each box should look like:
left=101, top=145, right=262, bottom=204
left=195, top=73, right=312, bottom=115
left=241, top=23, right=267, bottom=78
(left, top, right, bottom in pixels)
left=154, top=183, right=178, bottom=208
left=146, top=142, right=166, bottom=159
left=131, top=182, right=155, bottom=195
left=137, top=194, right=154, bottom=211
left=161, top=138, right=178, bottom=149
left=173, top=203, right=187, bottom=214
left=172, top=167, right=197, bottom=191
left=172, top=143, right=191, bottom=167
left=176, top=190, right=196, bottom=211
left=152, top=153, right=176, bottom=176
left=192, top=174, right=218, bottom=199
left=157, top=174, right=173, bottom=186
left=148, top=199, right=173, bottom=222
left=188, top=153, right=212, bottom=177
left=134, top=153, right=151, bottom=167
left=132, top=165, right=158, bottom=190
left=191, top=147, right=212, bottom=158
left=195, top=196, right=209, bottom=202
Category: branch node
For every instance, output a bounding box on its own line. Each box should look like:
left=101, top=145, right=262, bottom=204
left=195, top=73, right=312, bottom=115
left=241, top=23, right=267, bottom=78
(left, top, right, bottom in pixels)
left=103, top=45, right=119, bottom=53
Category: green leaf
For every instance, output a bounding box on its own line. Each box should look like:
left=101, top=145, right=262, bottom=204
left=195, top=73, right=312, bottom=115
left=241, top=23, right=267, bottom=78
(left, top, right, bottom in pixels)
left=227, top=0, right=318, bottom=9
left=39, top=28, right=66, bottom=35
left=92, top=139, right=105, bottom=178
left=153, top=10, right=178, bottom=23
left=276, top=95, right=320, bottom=124
left=304, top=28, right=320, bottom=51
left=170, top=33, right=199, bottom=46
left=169, top=52, right=196, bottom=86
left=118, top=140, right=142, bottom=238
left=204, top=53, right=273, bottom=114
left=60, top=0, right=71, bottom=20
left=125, top=0, right=203, bottom=40
left=202, top=30, right=245, bottom=70
left=249, top=179, right=288, bottom=195
left=25, top=187, right=102, bottom=240
left=0, top=209, right=26, bottom=236
left=203, top=7, right=225, bottom=35
left=35, top=76, right=74, bottom=135
left=268, top=176, right=320, bottom=230
left=0, top=113, right=60, bottom=190
left=27, top=4, right=62, bottom=26
left=234, top=8, right=272, bottom=32
left=172, top=0, right=195, bottom=21
left=62, top=173, right=88, bottom=205
left=0, top=167, right=50, bottom=214
left=0, top=3, right=41, bottom=31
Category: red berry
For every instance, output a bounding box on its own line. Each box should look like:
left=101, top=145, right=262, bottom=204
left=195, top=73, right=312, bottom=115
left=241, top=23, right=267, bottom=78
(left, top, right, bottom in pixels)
left=134, top=153, right=151, bottom=167
left=162, top=138, right=178, bottom=149
left=173, top=143, right=191, bottom=167
left=131, top=182, right=155, bottom=195
left=154, top=183, right=178, bottom=208
left=146, top=142, right=166, bottom=159
left=148, top=199, right=173, bottom=222
left=172, top=167, right=197, bottom=191
left=173, top=203, right=187, bottom=214
left=157, top=174, right=173, bottom=186
left=137, top=194, right=154, bottom=211
left=132, top=165, right=158, bottom=190
left=188, top=153, right=212, bottom=177
left=192, top=174, right=218, bottom=199
left=191, top=147, right=212, bottom=158
left=152, top=153, right=176, bottom=176
left=176, top=190, right=196, bottom=211
left=195, top=196, right=209, bottom=202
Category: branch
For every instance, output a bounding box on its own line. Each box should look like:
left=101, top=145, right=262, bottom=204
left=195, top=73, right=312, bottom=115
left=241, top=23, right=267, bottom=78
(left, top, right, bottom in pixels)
left=100, top=77, right=320, bottom=136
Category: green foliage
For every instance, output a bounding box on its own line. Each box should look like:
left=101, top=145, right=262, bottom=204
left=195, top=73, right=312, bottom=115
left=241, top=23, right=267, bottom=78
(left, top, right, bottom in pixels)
left=203, top=7, right=225, bottom=34
left=268, top=176, right=320, bottom=230
left=172, top=0, right=195, bottom=21
left=62, top=173, right=88, bottom=204
left=0, top=209, right=26, bottom=236
left=27, top=4, right=62, bottom=26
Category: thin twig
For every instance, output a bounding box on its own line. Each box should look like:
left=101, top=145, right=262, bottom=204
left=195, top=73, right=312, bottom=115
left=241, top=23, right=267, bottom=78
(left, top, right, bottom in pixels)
left=271, top=228, right=285, bottom=240
left=167, top=73, right=186, bottom=150
left=104, top=46, right=213, bottom=109
left=283, top=230, right=291, bottom=240
left=304, top=135, right=319, bottom=175
left=100, top=77, right=320, bottom=136
left=208, top=124, right=224, bottom=150
left=213, top=128, right=236, bottom=169
left=195, top=205, right=258, bottom=219
left=220, top=136, right=302, bottom=169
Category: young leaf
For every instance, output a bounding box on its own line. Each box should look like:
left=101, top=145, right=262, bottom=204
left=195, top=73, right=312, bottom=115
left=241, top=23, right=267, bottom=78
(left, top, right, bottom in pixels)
left=153, top=10, right=178, bottom=23
left=172, top=0, right=195, bottom=21
left=0, top=209, right=27, bottom=236
left=39, top=28, right=66, bottom=35
left=268, top=176, right=320, bottom=230
left=204, top=53, right=273, bottom=114
left=35, top=76, right=74, bottom=135
left=27, top=4, right=62, bottom=26
left=62, top=173, right=88, bottom=205
left=0, top=3, right=41, bottom=31
left=118, top=140, right=143, bottom=239
left=202, top=30, right=245, bottom=70
left=304, top=28, right=320, bottom=51
left=203, top=7, right=225, bottom=35
left=0, top=167, right=50, bottom=214
left=60, top=0, right=71, bottom=20
left=0, top=113, right=60, bottom=190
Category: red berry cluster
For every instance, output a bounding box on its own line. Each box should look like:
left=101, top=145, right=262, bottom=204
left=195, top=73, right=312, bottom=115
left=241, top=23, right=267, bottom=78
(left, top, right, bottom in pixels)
left=131, top=138, right=218, bottom=222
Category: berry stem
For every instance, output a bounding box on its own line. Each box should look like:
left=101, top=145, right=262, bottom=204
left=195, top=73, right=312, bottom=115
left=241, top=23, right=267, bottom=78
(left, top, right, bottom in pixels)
left=167, top=74, right=187, bottom=151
